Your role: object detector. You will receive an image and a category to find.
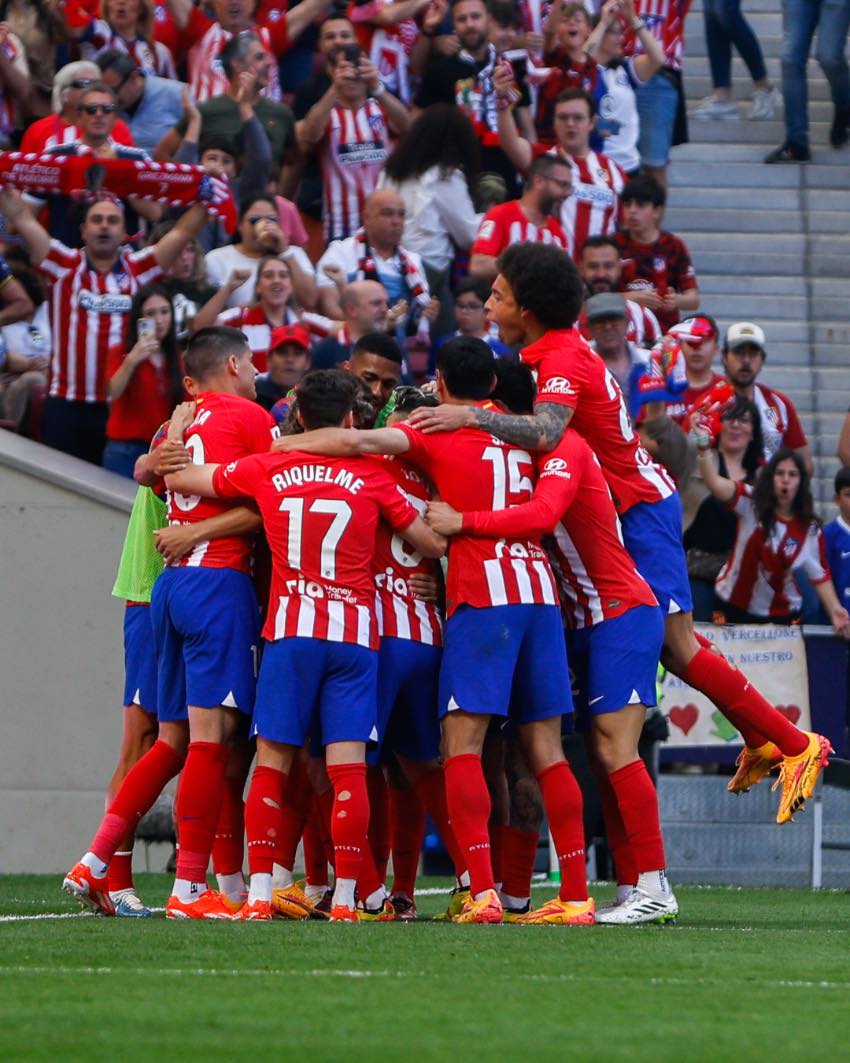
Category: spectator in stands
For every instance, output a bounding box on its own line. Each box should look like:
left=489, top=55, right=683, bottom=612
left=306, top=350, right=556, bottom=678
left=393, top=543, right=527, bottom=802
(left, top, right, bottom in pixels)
left=254, top=324, right=310, bottom=410
left=0, top=19, right=30, bottom=147
left=19, top=60, right=136, bottom=154
left=823, top=467, right=850, bottom=617
left=157, top=32, right=295, bottom=169
left=577, top=234, right=661, bottom=347
left=315, top=188, right=438, bottom=331
left=165, top=0, right=330, bottom=103
left=495, top=82, right=626, bottom=260
left=765, top=0, right=850, bottom=162
left=205, top=192, right=317, bottom=310
left=147, top=221, right=216, bottom=341
left=380, top=103, right=481, bottom=333
left=310, top=280, right=389, bottom=367
left=691, top=0, right=779, bottom=120
left=663, top=315, right=724, bottom=424
left=2, top=0, right=65, bottom=121
left=614, top=174, right=699, bottom=334
left=96, top=50, right=184, bottom=156
left=195, top=256, right=332, bottom=372
left=0, top=187, right=209, bottom=464
left=345, top=330, right=404, bottom=410
left=0, top=259, right=46, bottom=432
left=584, top=0, right=665, bottom=175
left=681, top=395, right=763, bottom=620
left=296, top=43, right=410, bottom=242
left=697, top=445, right=850, bottom=636
left=430, top=274, right=512, bottom=372
left=534, top=0, right=598, bottom=146
left=622, top=0, right=689, bottom=189
left=104, top=282, right=183, bottom=477
left=348, top=0, right=432, bottom=106
left=469, top=153, right=570, bottom=282
left=583, top=291, right=647, bottom=414
left=722, top=321, right=812, bottom=474
left=72, top=0, right=177, bottom=79
left=413, top=0, right=532, bottom=196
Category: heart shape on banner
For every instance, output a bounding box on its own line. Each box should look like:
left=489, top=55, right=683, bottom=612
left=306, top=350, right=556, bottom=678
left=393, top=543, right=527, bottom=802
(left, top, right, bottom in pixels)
left=776, top=704, right=801, bottom=725
left=668, top=704, right=699, bottom=735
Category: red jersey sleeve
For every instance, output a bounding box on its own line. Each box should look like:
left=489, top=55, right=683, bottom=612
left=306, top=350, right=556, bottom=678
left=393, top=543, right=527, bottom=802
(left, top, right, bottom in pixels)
left=471, top=208, right=506, bottom=257
left=374, top=469, right=419, bottom=532
left=797, top=526, right=831, bottom=585
left=393, top=422, right=433, bottom=475
left=212, top=454, right=264, bottom=499
left=260, top=10, right=291, bottom=53
left=727, top=479, right=753, bottom=516
left=781, top=396, right=808, bottom=449
left=670, top=237, right=698, bottom=293
left=185, top=5, right=213, bottom=38
left=243, top=402, right=279, bottom=454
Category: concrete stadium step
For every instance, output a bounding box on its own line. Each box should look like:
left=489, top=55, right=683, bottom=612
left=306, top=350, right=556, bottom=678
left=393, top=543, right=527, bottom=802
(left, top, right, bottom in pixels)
left=666, top=186, right=803, bottom=209
left=667, top=161, right=843, bottom=187
left=694, top=275, right=805, bottom=297
left=688, top=119, right=834, bottom=145
left=687, top=292, right=808, bottom=317
left=671, top=143, right=849, bottom=165
left=812, top=344, right=850, bottom=367
left=685, top=74, right=835, bottom=104
left=664, top=206, right=804, bottom=233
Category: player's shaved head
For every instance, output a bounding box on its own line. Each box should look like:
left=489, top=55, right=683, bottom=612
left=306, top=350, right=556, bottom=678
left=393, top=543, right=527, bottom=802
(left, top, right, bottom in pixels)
left=497, top=243, right=583, bottom=329
left=185, top=325, right=252, bottom=383
left=436, top=336, right=496, bottom=401
left=296, top=369, right=358, bottom=430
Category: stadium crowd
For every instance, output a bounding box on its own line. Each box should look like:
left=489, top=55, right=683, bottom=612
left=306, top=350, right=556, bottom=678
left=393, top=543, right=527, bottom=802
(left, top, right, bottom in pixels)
left=0, top=0, right=847, bottom=924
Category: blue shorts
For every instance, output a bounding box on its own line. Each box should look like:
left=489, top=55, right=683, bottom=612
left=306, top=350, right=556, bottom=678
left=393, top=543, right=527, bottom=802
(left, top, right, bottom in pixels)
left=254, top=636, right=378, bottom=748
left=636, top=71, right=678, bottom=168
left=621, top=492, right=693, bottom=615
left=370, top=637, right=442, bottom=765
left=567, top=605, right=664, bottom=728
left=151, top=567, right=259, bottom=723
left=439, top=604, right=572, bottom=723
left=122, top=604, right=158, bottom=714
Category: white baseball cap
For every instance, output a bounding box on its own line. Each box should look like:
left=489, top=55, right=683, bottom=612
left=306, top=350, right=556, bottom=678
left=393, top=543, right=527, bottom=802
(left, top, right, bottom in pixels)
left=726, top=321, right=766, bottom=353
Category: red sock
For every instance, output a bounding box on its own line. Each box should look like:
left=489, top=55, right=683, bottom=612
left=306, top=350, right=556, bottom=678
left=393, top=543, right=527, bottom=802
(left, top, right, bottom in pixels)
left=536, top=761, right=587, bottom=902
left=490, top=822, right=509, bottom=885
left=107, top=851, right=134, bottom=893
left=315, top=787, right=336, bottom=869
left=388, top=786, right=426, bottom=898
left=500, top=825, right=539, bottom=900
left=608, top=760, right=666, bottom=873
left=212, top=774, right=245, bottom=876
left=89, top=740, right=184, bottom=865
left=366, top=768, right=391, bottom=882
left=275, top=760, right=312, bottom=871
left=303, top=804, right=329, bottom=886
left=413, top=767, right=466, bottom=878
left=245, top=765, right=288, bottom=877
left=679, top=646, right=807, bottom=755
left=592, top=764, right=638, bottom=886
left=443, top=754, right=494, bottom=897
left=175, top=741, right=229, bottom=883
left=326, top=763, right=370, bottom=881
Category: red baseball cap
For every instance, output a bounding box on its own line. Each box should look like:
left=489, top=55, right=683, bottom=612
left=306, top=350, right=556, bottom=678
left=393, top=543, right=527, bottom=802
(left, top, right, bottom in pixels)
left=269, top=324, right=310, bottom=352
left=670, top=316, right=717, bottom=347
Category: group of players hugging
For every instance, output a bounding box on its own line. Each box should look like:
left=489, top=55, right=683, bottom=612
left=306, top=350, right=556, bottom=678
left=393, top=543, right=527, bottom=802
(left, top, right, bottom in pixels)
left=62, top=242, right=832, bottom=925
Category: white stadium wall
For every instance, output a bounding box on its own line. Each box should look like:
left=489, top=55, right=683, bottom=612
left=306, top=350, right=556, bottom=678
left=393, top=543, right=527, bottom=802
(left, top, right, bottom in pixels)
left=0, top=433, right=136, bottom=873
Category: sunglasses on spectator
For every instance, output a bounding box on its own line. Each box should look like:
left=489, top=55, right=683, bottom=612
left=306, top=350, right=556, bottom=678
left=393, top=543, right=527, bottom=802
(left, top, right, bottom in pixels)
left=69, top=78, right=95, bottom=89
left=80, top=103, right=118, bottom=114
left=456, top=301, right=484, bottom=311
left=249, top=214, right=278, bottom=225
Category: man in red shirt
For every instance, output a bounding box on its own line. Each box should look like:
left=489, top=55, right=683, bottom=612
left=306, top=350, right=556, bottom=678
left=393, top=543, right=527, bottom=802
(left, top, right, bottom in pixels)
left=535, top=0, right=599, bottom=145
left=662, top=314, right=724, bottom=424
left=274, top=338, right=594, bottom=926
left=722, top=320, right=812, bottom=474
left=577, top=234, right=661, bottom=347
left=495, top=80, right=626, bottom=261
left=614, top=173, right=699, bottom=334
left=163, top=368, right=445, bottom=921
left=469, top=153, right=571, bottom=282
left=0, top=187, right=211, bottom=465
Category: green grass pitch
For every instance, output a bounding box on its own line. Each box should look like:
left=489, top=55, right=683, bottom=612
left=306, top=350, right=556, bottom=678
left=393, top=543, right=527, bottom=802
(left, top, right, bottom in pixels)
left=2, top=874, right=849, bottom=1062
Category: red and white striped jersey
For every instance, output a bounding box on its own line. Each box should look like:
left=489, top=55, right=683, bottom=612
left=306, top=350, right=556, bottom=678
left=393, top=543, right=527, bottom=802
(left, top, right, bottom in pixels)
left=471, top=199, right=568, bottom=259
left=166, top=391, right=277, bottom=572
left=39, top=241, right=162, bottom=403
left=217, top=306, right=333, bottom=371
left=521, top=328, right=676, bottom=514
left=716, top=482, right=830, bottom=619
left=396, top=410, right=559, bottom=616
left=373, top=456, right=443, bottom=646
left=752, top=383, right=808, bottom=460
left=550, top=147, right=625, bottom=260
left=623, top=0, right=692, bottom=70
left=578, top=299, right=662, bottom=348
left=79, top=23, right=177, bottom=78
left=321, top=100, right=389, bottom=241
left=183, top=8, right=289, bottom=102
left=462, top=429, right=657, bottom=629
left=213, top=450, right=419, bottom=649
